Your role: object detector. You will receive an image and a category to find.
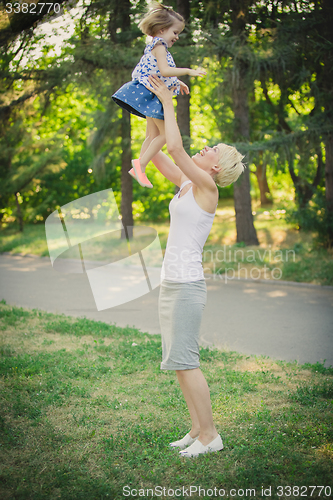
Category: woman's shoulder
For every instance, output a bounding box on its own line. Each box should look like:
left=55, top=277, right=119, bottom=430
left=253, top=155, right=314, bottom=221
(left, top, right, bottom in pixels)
left=192, top=183, right=219, bottom=215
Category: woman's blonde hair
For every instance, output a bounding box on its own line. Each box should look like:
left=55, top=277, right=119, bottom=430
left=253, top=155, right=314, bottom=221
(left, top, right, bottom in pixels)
left=138, top=1, right=185, bottom=37
left=214, top=143, right=245, bottom=187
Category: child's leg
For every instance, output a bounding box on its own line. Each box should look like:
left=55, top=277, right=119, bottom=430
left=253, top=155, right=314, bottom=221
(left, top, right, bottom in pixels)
left=139, top=117, right=159, bottom=161
left=139, top=118, right=165, bottom=172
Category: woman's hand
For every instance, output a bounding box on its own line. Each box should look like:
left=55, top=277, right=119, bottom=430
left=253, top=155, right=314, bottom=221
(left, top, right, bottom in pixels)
left=187, top=67, right=206, bottom=77
left=147, top=75, right=174, bottom=104
left=179, top=80, right=190, bottom=95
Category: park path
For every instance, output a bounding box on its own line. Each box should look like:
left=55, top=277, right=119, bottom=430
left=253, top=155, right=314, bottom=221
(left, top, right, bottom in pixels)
left=0, top=253, right=332, bottom=367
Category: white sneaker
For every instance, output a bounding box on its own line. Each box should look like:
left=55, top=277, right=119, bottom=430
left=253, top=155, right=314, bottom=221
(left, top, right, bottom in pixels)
left=169, top=433, right=199, bottom=450
left=179, top=434, right=223, bottom=457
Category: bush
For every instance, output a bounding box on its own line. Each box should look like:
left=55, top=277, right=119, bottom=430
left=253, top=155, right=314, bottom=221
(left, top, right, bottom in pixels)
left=286, top=188, right=333, bottom=247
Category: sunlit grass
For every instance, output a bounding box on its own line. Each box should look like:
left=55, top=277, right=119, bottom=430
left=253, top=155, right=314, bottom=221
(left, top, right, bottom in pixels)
left=0, top=224, right=49, bottom=257
left=0, top=302, right=332, bottom=499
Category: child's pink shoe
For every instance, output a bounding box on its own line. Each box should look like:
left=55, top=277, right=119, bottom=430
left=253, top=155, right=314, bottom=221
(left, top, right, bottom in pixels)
left=128, top=168, right=137, bottom=180
left=129, top=166, right=153, bottom=188
left=131, top=159, right=153, bottom=188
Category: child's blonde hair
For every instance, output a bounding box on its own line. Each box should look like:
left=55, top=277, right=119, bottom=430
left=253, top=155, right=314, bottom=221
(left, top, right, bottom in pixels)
left=138, top=1, right=185, bottom=37
left=214, top=143, right=245, bottom=187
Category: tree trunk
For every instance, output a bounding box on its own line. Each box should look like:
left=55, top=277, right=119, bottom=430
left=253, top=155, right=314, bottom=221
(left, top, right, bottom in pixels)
left=324, top=133, right=333, bottom=245
left=255, top=151, right=272, bottom=206
left=175, top=74, right=190, bottom=196
left=319, top=0, right=333, bottom=246
left=176, top=0, right=191, bottom=153
left=120, top=110, right=133, bottom=240
left=234, top=169, right=259, bottom=245
left=176, top=74, right=191, bottom=154
left=230, top=1, right=259, bottom=246
left=119, top=0, right=133, bottom=240
left=232, top=65, right=259, bottom=245
left=176, top=0, right=191, bottom=150
left=15, top=192, right=23, bottom=232
left=175, top=0, right=191, bottom=194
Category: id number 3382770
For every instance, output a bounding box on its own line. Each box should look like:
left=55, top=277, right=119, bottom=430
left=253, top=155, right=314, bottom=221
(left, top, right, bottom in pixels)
left=276, top=485, right=331, bottom=497
left=5, top=3, right=61, bottom=14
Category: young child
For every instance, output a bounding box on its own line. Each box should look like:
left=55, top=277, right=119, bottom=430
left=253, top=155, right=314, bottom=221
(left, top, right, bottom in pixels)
left=112, top=2, right=206, bottom=188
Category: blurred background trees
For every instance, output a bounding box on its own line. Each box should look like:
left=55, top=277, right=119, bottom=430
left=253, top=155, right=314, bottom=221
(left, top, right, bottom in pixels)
left=0, top=0, right=332, bottom=247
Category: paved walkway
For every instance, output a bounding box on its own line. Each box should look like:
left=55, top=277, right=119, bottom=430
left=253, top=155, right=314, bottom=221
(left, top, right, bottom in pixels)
left=0, top=253, right=332, bottom=367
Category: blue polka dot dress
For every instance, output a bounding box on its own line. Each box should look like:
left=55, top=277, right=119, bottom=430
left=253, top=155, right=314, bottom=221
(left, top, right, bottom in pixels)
left=112, top=37, right=180, bottom=120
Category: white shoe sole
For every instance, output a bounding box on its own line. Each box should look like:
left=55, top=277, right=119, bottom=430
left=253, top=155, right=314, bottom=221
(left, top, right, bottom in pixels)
left=179, top=435, right=224, bottom=457
left=169, top=433, right=198, bottom=450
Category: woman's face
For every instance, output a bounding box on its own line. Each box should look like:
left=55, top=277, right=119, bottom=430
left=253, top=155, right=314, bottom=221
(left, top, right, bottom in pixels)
left=192, top=145, right=220, bottom=171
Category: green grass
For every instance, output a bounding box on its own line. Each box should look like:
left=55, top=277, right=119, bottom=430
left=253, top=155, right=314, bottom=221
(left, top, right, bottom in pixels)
left=0, top=224, right=50, bottom=257
left=0, top=302, right=332, bottom=499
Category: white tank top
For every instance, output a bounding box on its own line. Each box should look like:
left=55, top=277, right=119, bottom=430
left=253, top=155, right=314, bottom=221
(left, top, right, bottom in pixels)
left=161, top=180, right=216, bottom=282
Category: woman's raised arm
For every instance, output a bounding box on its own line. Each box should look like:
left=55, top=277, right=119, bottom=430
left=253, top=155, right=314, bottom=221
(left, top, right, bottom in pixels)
left=151, top=150, right=183, bottom=187
left=147, top=75, right=216, bottom=192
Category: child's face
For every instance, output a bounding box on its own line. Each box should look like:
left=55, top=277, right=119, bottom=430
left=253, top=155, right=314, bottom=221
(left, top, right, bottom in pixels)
left=159, top=20, right=184, bottom=48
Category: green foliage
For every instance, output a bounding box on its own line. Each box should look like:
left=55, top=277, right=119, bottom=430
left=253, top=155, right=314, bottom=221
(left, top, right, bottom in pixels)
left=300, top=361, right=333, bottom=376
left=44, top=316, right=126, bottom=339
left=289, top=381, right=333, bottom=406
left=133, top=188, right=174, bottom=221
left=286, top=188, right=333, bottom=247
left=0, top=0, right=331, bottom=239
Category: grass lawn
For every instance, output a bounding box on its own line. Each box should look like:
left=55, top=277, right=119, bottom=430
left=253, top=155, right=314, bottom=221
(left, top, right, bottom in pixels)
left=1, top=199, right=333, bottom=286
left=0, top=302, right=332, bottom=499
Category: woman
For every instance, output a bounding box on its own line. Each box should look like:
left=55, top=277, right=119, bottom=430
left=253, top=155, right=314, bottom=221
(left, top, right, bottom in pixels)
left=147, top=75, right=245, bottom=457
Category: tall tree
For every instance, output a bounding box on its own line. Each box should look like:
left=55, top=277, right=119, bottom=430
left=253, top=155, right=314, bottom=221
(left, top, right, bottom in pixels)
left=193, top=0, right=259, bottom=245
left=313, top=0, right=333, bottom=245
left=72, top=0, right=144, bottom=237
left=254, top=152, right=272, bottom=206
left=230, top=0, right=259, bottom=245
left=257, top=0, right=331, bottom=240
left=118, top=0, right=134, bottom=239
left=175, top=0, right=191, bottom=155
left=0, top=30, right=72, bottom=228
left=120, top=105, right=133, bottom=239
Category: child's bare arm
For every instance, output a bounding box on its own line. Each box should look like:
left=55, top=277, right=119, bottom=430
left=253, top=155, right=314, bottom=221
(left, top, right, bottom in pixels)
left=151, top=45, right=206, bottom=78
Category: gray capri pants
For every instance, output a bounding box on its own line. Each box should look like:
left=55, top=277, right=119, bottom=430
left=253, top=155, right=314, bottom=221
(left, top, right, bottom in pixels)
left=158, top=279, right=207, bottom=370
